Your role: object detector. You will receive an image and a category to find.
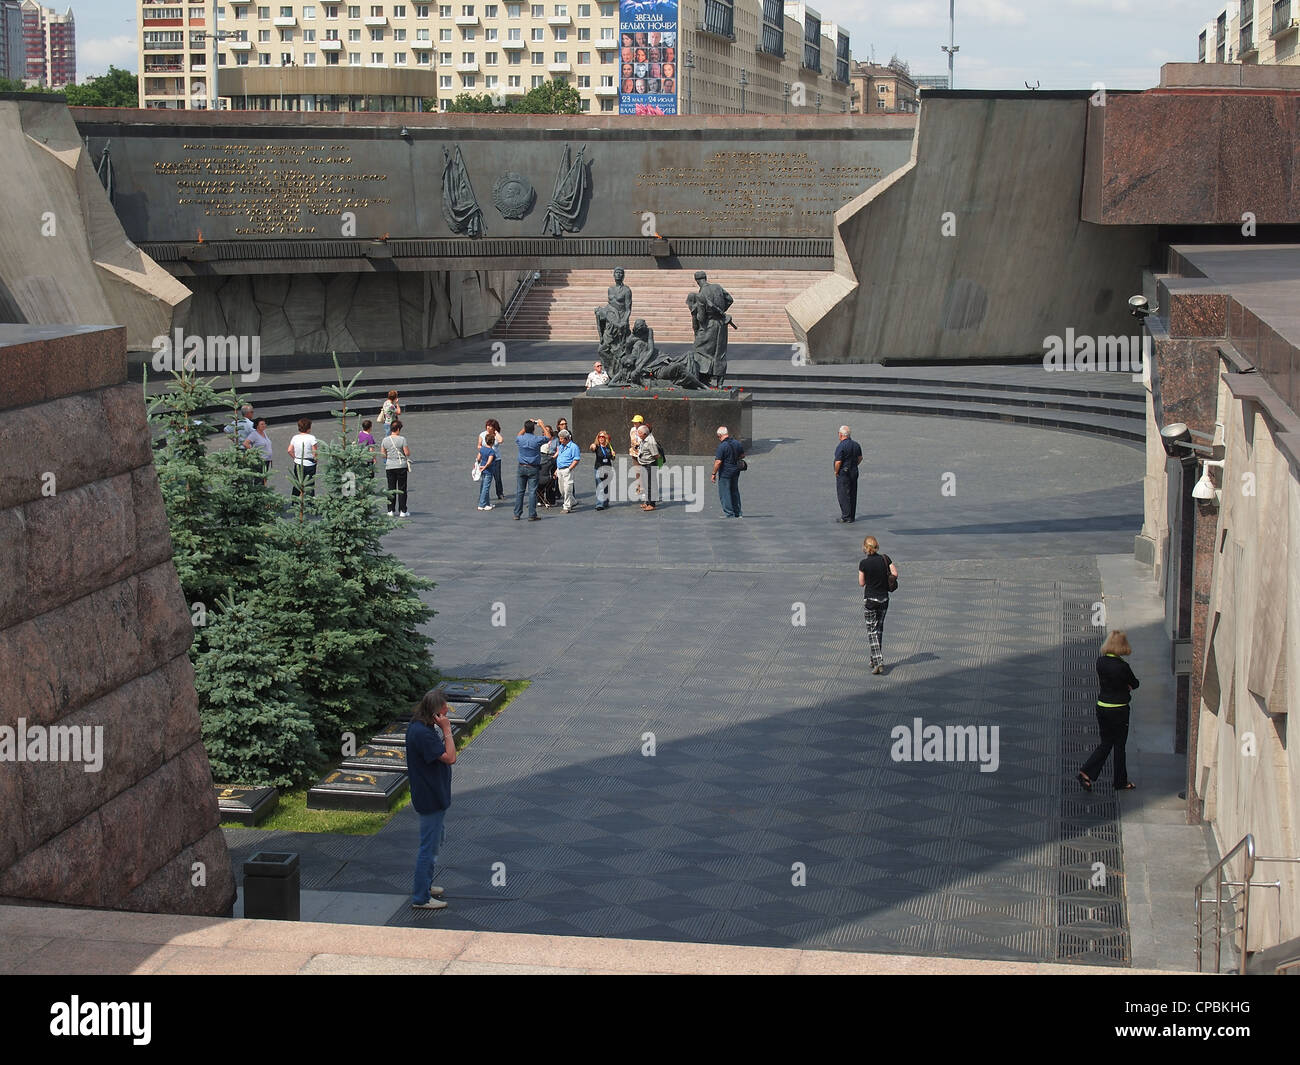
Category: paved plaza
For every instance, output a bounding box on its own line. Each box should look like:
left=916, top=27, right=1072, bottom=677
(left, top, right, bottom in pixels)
left=225, top=399, right=1202, bottom=966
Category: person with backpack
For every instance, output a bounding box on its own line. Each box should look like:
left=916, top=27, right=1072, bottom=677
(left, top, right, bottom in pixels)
left=711, top=425, right=745, bottom=518
left=858, top=535, right=898, bottom=675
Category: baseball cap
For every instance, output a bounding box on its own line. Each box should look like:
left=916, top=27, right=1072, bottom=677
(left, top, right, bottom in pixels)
left=631, top=414, right=644, bottom=424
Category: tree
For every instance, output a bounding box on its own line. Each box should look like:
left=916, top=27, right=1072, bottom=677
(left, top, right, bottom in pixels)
left=63, top=67, right=139, bottom=108
left=509, top=80, right=581, bottom=114
left=446, top=92, right=509, bottom=113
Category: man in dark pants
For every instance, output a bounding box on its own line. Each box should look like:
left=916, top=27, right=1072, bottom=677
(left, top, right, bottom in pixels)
left=711, top=425, right=744, bottom=517
left=407, top=688, right=458, bottom=910
left=834, top=425, right=863, bottom=523
left=513, top=419, right=547, bottom=521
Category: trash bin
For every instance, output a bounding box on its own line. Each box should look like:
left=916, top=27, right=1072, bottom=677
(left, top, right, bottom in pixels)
left=243, top=851, right=300, bottom=921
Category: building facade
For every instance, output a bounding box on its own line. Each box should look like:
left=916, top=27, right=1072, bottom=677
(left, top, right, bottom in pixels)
left=849, top=60, right=916, bottom=114
left=20, top=0, right=73, bottom=89
left=1199, top=2, right=1300, bottom=65
left=0, top=1, right=23, bottom=82
left=137, top=0, right=850, bottom=113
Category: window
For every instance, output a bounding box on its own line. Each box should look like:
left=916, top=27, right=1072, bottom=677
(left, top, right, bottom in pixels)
left=599, top=26, right=613, bottom=39
left=463, top=73, right=476, bottom=85
left=394, top=51, right=406, bottom=62
left=259, top=52, right=272, bottom=63
left=280, top=28, right=295, bottom=40
left=508, top=74, right=520, bottom=85
left=439, top=4, right=451, bottom=14
left=599, top=2, right=614, bottom=14
left=234, top=6, right=248, bottom=17
left=258, top=30, right=271, bottom=41
left=577, top=50, right=588, bottom=63
left=326, top=50, right=339, bottom=62
left=280, top=49, right=293, bottom=62
left=439, top=99, right=449, bottom=110
left=531, top=74, right=544, bottom=86
left=554, top=26, right=567, bottom=40
left=394, top=28, right=406, bottom=40
left=417, top=4, right=429, bottom=15
left=349, top=51, right=361, bottom=63
left=507, top=51, right=521, bottom=63
left=486, top=74, right=498, bottom=86
left=485, top=51, right=498, bottom=63
left=371, top=50, right=385, bottom=62
left=578, top=3, right=589, bottom=14
left=348, top=4, right=361, bottom=16
left=304, top=51, right=317, bottom=63
left=577, top=74, right=589, bottom=86
left=280, top=4, right=293, bottom=15
left=325, top=4, right=339, bottom=17
left=580, top=97, right=590, bottom=111
left=462, top=50, right=475, bottom=61
left=531, top=28, right=544, bottom=40
left=506, top=2, right=520, bottom=14
left=577, top=27, right=589, bottom=39
left=394, top=3, right=406, bottom=14
left=235, top=51, right=249, bottom=64
left=326, top=28, right=340, bottom=38
left=417, top=50, right=431, bottom=63
left=600, top=96, right=613, bottom=111
left=531, top=51, right=543, bottom=63
left=371, top=4, right=384, bottom=14
left=440, top=28, right=452, bottom=40
left=304, top=29, right=316, bottom=40
left=258, top=5, right=270, bottom=18
left=462, top=3, right=474, bottom=13
left=507, top=27, right=520, bottom=38
left=463, top=27, right=475, bottom=38
left=531, top=4, right=543, bottom=14
left=486, top=28, right=498, bottom=39
left=439, top=73, right=452, bottom=86
left=485, top=3, right=498, bottom=14
left=599, top=73, right=611, bottom=85
left=599, top=50, right=613, bottom=63
left=370, top=28, right=384, bottom=40
left=348, top=28, right=361, bottom=39
left=439, top=50, right=452, bottom=62
left=554, top=50, right=566, bottom=62
left=554, top=3, right=566, bottom=14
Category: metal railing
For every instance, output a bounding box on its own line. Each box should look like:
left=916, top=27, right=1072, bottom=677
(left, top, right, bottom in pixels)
left=498, top=269, right=542, bottom=333
left=1195, top=833, right=1300, bottom=973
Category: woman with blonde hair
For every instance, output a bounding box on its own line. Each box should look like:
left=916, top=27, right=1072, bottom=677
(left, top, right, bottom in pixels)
left=857, top=536, right=898, bottom=675
left=1078, top=630, right=1139, bottom=791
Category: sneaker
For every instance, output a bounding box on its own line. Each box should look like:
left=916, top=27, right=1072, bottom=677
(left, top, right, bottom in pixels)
left=428, top=885, right=444, bottom=897
left=482, top=504, right=494, bottom=511
left=411, top=898, right=447, bottom=910
left=387, top=511, right=394, bottom=517
left=529, top=515, right=542, bottom=521
left=400, top=511, right=410, bottom=517
left=477, top=506, right=486, bottom=511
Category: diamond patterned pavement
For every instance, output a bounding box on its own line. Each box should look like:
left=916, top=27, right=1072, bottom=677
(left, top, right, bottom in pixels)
left=226, top=406, right=1143, bottom=964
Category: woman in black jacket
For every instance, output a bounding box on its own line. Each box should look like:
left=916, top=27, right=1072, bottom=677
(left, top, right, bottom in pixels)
left=1078, top=630, right=1139, bottom=791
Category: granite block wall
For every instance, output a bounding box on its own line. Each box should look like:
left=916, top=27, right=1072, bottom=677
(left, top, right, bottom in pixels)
left=0, top=323, right=236, bottom=916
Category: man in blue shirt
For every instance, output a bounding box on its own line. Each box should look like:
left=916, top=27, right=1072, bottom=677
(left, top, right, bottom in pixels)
left=711, top=425, right=745, bottom=518
left=406, top=688, right=457, bottom=909
left=222, top=403, right=255, bottom=444
left=514, top=419, right=548, bottom=520
left=554, top=429, right=582, bottom=512
left=833, top=425, right=864, bottom=523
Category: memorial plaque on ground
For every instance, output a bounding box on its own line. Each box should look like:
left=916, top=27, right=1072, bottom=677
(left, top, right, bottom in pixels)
left=369, top=722, right=409, bottom=748
left=438, top=681, right=506, bottom=708
left=448, top=701, right=486, bottom=728
left=306, top=770, right=408, bottom=812
left=339, top=745, right=408, bottom=773
left=215, top=785, right=278, bottom=827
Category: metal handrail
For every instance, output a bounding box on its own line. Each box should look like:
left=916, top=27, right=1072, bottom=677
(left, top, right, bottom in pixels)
left=1194, top=833, right=1300, bottom=973
left=498, top=270, right=541, bottom=333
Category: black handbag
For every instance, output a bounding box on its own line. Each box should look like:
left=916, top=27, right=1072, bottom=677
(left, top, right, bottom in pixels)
left=884, top=554, right=899, bottom=592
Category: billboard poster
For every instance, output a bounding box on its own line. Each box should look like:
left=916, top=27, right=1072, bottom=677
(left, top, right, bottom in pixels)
left=618, top=0, right=678, bottom=115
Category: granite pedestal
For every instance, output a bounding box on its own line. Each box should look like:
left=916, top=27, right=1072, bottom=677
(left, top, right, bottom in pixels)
left=572, top=386, right=752, bottom=455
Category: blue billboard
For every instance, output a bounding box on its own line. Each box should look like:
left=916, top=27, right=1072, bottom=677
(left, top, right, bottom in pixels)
left=618, top=0, right=678, bottom=115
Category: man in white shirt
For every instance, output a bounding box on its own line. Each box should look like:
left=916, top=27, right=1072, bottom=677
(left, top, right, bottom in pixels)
left=585, top=361, right=609, bottom=389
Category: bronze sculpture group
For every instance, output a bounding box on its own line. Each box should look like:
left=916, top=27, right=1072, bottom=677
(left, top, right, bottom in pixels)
left=594, top=269, right=736, bottom=390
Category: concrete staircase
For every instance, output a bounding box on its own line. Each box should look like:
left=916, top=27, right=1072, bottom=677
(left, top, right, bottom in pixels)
left=493, top=269, right=830, bottom=343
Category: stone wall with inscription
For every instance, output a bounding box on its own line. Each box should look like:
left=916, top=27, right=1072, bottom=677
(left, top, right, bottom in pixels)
left=73, top=112, right=914, bottom=245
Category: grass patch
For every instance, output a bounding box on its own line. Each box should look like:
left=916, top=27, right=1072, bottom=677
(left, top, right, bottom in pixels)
left=221, top=678, right=530, bottom=836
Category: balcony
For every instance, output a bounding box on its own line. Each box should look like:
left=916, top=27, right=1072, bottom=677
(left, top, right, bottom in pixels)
left=547, top=60, right=571, bottom=72
left=547, top=14, right=571, bottom=25
left=593, top=84, right=616, bottom=95
left=320, top=39, right=342, bottom=49
left=143, top=41, right=186, bottom=50
left=456, top=60, right=480, bottom=71
left=144, top=63, right=185, bottom=73
left=595, top=39, right=617, bottom=50
left=273, top=16, right=297, bottom=27
left=364, top=15, right=389, bottom=26
left=229, top=0, right=251, bottom=5
left=1273, top=2, right=1297, bottom=37
left=228, top=40, right=254, bottom=50
left=502, top=39, right=526, bottom=48
left=412, top=39, right=434, bottom=48
left=455, top=14, right=480, bottom=25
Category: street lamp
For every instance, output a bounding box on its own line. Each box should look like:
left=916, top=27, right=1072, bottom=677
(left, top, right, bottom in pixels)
left=941, top=0, right=959, bottom=89
left=738, top=69, right=747, bottom=115
left=199, top=30, right=238, bottom=111
left=684, top=49, right=694, bottom=115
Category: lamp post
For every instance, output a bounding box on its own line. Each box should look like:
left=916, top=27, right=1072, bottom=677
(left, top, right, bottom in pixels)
left=200, top=31, right=237, bottom=111
left=684, top=49, right=694, bottom=115
left=738, top=68, right=747, bottom=115
left=941, top=0, right=959, bottom=89
left=782, top=81, right=789, bottom=113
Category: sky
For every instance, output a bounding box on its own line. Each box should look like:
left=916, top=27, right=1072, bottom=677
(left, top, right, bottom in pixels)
left=76, top=0, right=1213, bottom=89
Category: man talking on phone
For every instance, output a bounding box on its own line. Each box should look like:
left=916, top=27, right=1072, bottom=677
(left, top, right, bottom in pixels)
left=407, top=688, right=458, bottom=910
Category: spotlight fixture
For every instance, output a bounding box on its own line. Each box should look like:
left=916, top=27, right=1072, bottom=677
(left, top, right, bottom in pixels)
left=1191, top=459, right=1225, bottom=504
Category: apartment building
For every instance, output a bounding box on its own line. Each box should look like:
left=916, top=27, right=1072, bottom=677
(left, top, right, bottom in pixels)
left=849, top=60, right=916, bottom=115
left=20, top=0, right=74, bottom=89
left=136, top=0, right=850, bottom=114
left=1199, top=1, right=1300, bottom=65
left=0, top=1, right=23, bottom=82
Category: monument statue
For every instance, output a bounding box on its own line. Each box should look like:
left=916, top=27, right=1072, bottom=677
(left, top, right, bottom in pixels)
left=688, top=271, right=737, bottom=388
left=442, top=145, right=485, bottom=237
left=542, top=143, right=591, bottom=236
left=595, top=267, right=633, bottom=367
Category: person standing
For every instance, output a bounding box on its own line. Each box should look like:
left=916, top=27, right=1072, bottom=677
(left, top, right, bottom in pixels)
left=554, top=429, right=581, bottom=512
left=476, top=430, right=499, bottom=510
left=382, top=418, right=411, bottom=517
left=628, top=414, right=646, bottom=500
left=1078, top=631, right=1140, bottom=792
left=858, top=536, right=898, bottom=675
left=834, top=425, right=864, bottom=523
left=477, top=419, right=504, bottom=501
left=407, top=688, right=457, bottom=910
left=586, top=361, right=609, bottom=389
left=224, top=403, right=256, bottom=444
left=378, top=389, right=402, bottom=428
left=711, top=425, right=745, bottom=518
left=513, top=419, right=546, bottom=521
left=357, top=419, right=377, bottom=477
left=287, top=418, right=319, bottom=498
left=537, top=422, right=560, bottom=507
left=244, top=417, right=273, bottom=485
left=589, top=430, right=616, bottom=510
left=636, top=423, right=658, bottom=511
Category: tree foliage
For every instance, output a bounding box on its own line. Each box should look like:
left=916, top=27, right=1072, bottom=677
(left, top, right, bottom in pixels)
left=1, top=66, right=139, bottom=107
left=441, top=80, right=581, bottom=114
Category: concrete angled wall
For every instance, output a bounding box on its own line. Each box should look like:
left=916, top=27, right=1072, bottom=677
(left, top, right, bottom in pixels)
left=0, top=97, right=191, bottom=351
left=791, top=94, right=1154, bottom=363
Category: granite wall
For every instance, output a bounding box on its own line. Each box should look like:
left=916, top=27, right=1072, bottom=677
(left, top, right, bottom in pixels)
left=0, top=324, right=236, bottom=916
left=178, top=268, right=526, bottom=355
